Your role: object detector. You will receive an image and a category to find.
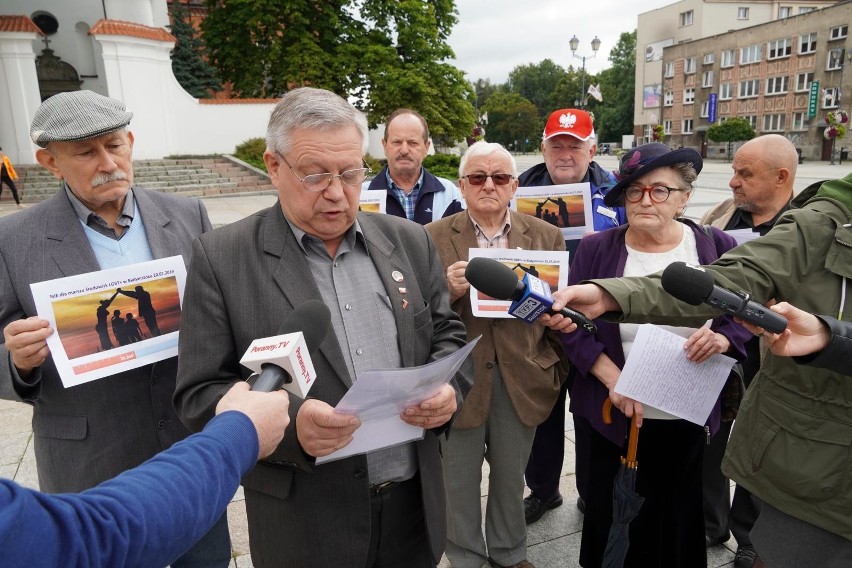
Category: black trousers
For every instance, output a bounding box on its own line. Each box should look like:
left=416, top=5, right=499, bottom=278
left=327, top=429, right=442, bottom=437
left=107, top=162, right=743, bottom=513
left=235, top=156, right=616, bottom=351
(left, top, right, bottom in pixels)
left=0, top=171, right=20, bottom=205
left=580, top=417, right=707, bottom=568
left=365, top=476, right=433, bottom=568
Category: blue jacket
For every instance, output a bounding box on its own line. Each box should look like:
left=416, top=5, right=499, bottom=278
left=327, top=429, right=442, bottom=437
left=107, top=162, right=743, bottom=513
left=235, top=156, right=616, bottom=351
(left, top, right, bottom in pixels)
left=364, top=165, right=464, bottom=225
left=0, top=411, right=257, bottom=568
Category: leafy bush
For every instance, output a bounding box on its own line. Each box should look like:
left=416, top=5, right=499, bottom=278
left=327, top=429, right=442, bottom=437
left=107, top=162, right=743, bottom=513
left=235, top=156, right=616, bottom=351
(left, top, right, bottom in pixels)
left=423, top=153, right=461, bottom=180
left=233, top=137, right=267, bottom=170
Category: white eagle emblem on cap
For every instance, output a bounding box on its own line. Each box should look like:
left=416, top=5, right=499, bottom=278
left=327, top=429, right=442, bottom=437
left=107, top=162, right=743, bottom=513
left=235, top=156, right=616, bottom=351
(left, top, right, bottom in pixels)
left=559, top=113, right=577, bottom=129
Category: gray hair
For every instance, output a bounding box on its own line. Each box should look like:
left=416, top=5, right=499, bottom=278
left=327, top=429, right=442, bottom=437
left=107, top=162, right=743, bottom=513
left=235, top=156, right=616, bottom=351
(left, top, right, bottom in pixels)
left=265, top=87, right=369, bottom=156
left=459, top=141, right=518, bottom=178
left=670, top=162, right=699, bottom=193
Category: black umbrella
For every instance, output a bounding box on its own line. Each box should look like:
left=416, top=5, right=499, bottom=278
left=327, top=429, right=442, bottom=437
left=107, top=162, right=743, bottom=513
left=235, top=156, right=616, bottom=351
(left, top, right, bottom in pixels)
left=601, top=400, right=644, bottom=568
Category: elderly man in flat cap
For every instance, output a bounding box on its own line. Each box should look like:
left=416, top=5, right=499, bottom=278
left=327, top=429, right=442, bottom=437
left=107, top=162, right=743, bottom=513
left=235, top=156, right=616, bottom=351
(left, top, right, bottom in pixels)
left=0, top=91, right=230, bottom=567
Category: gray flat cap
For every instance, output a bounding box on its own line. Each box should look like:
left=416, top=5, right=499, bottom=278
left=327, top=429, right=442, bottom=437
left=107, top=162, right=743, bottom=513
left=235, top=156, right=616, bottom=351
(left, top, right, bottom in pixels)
left=30, top=90, right=133, bottom=147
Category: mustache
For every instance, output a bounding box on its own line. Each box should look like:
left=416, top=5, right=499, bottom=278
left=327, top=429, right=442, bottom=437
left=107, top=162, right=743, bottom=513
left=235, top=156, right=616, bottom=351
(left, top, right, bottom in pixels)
left=91, top=171, right=129, bottom=187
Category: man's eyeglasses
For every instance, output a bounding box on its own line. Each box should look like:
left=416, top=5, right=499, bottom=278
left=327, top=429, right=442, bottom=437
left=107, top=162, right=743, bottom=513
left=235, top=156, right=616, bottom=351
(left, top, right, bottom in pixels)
left=276, top=151, right=370, bottom=192
left=463, top=173, right=514, bottom=186
left=624, top=184, right=683, bottom=203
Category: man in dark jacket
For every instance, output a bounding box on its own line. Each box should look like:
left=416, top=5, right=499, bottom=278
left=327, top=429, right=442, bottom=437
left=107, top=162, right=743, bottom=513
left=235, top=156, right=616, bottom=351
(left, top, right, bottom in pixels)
left=363, top=108, right=464, bottom=224
left=520, top=108, right=625, bottom=524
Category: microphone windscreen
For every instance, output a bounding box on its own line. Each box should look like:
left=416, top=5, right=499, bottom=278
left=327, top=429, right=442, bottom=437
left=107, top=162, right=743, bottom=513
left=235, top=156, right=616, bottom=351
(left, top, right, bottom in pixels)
left=661, top=261, right=715, bottom=306
left=465, top=257, right=522, bottom=301
left=280, top=300, right=331, bottom=351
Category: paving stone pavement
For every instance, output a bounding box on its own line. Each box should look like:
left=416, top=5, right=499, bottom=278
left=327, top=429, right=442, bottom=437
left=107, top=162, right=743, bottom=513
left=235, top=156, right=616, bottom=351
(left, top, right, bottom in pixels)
left=3, top=152, right=847, bottom=566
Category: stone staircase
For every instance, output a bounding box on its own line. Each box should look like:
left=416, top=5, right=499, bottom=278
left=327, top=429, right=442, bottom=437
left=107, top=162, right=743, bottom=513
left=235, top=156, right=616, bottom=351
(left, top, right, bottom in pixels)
left=6, top=156, right=276, bottom=204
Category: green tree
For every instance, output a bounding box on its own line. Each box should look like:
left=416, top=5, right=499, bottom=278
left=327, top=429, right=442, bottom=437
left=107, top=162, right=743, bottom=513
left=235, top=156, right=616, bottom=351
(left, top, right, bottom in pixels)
left=549, top=66, right=597, bottom=111
left=482, top=91, right=539, bottom=152
left=169, top=2, right=220, bottom=98
left=595, top=30, right=636, bottom=143
left=472, top=78, right=499, bottom=112
left=351, top=0, right=476, bottom=143
left=201, top=0, right=354, bottom=98
left=707, top=117, right=756, bottom=160
left=506, top=59, right=568, bottom=117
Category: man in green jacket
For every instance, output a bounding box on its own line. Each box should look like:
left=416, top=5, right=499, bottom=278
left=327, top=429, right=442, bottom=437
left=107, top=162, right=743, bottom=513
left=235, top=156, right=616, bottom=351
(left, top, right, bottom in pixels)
left=541, top=173, right=852, bottom=567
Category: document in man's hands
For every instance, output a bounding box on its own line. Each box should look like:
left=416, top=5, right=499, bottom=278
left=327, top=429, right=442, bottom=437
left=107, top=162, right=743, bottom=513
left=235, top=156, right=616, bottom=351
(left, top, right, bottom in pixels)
left=315, top=336, right=480, bottom=464
left=614, top=325, right=735, bottom=425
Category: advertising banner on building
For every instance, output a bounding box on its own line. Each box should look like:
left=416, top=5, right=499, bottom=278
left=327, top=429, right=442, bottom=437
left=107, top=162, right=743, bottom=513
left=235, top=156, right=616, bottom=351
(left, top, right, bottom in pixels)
left=809, top=81, right=820, bottom=118
left=709, top=93, right=717, bottom=123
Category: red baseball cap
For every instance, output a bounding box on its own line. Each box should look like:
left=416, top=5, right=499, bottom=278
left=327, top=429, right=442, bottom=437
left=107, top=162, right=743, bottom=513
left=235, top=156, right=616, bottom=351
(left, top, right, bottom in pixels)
left=542, top=108, right=595, bottom=142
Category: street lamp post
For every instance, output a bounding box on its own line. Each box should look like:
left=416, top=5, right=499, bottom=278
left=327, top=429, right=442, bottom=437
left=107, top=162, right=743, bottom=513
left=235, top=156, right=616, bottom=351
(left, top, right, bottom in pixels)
left=569, top=35, right=601, bottom=109
left=829, top=47, right=852, bottom=165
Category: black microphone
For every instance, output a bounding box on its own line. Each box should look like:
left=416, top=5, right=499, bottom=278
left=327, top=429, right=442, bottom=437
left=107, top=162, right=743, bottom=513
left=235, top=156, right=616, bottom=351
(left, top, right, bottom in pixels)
left=464, top=257, right=597, bottom=334
left=661, top=261, right=787, bottom=334
left=251, top=300, right=331, bottom=392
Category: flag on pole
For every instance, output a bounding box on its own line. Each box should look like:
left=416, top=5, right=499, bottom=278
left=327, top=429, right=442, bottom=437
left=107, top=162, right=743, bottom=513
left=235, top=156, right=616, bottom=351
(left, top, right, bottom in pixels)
left=480, top=111, right=489, bottom=125
left=587, top=84, right=603, bottom=103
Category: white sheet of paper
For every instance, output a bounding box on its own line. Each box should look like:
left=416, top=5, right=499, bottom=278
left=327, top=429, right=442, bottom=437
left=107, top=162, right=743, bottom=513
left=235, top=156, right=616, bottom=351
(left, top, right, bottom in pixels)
left=467, top=248, right=570, bottom=319
left=614, top=325, right=735, bottom=425
left=512, top=183, right=594, bottom=240
left=315, top=336, right=480, bottom=464
left=724, top=228, right=762, bottom=245
left=29, top=256, right=188, bottom=388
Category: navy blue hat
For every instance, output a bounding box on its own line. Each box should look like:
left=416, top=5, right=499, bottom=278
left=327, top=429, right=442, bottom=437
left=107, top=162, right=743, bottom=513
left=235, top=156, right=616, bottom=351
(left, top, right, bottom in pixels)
left=604, top=143, right=702, bottom=207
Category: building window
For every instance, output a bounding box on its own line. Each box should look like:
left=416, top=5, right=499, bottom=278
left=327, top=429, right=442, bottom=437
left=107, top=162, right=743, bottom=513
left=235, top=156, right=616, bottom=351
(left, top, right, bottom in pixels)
left=829, top=26, right=848, bottom=41
left=684, top=88, right=695, bottom=104
left=702, top=70, right=714, bottom=88
left=828, top=51, right=844, bottom=71
left=721, top=49, right=736, bottom=68
left=799, top=7, right=816, bottom=14
left=779, top=6, right=792, bottom=19
left=720, top=83, right=734, bottom=100
left=795, top=72, right=814, bottom=92
left=643, top=125, right=653, bottom=140
left=664, top=91, right=674, bottom=106
left=703, top=53, right=715, bottom=65
left=664, top=120, right=673, bottom=134
left=737, top=7, right=749, bottom=20
left=763, top=114, right=785, bottom=132
left=792, top=112, right=808, bottom=130
left=684, top=57, right=696, bottom=74
left=823, top=87, right=839, bottom=108
left=680, top=10, right=694, bottom=27
left=682, top=119, right=694, bottom=134
left=768, top=39, right=792, bottom=60
left=742, top=115, right=758, bottom=129
left=664, top=61, right=675, bottom=78
left=700, top=100, right=710, bottom=118
left=766, top=76, right=789, bottom=95
left=799, top=32, right=817, bottom=54
left=738, top=79, right=760, bottom=98
left=740, top=44, right=761, bottom=65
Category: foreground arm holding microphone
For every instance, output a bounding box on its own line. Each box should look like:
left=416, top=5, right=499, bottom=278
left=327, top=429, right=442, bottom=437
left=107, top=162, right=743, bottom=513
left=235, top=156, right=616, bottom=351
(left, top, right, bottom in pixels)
left=737, top=301, right=852, bottom=375
left=542, top=172, right=852, bottom=565
left=0, top=382, right=288, bottom=568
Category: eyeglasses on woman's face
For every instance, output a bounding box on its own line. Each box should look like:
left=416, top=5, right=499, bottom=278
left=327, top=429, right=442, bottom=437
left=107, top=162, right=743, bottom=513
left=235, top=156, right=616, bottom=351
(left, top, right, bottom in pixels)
left=623, top=184, right=684, bottom=203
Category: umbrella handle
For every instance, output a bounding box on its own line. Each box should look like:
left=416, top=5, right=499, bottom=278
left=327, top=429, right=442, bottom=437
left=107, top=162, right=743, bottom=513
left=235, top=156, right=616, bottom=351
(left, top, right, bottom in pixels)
left=602, top=399, right=640, bottom=466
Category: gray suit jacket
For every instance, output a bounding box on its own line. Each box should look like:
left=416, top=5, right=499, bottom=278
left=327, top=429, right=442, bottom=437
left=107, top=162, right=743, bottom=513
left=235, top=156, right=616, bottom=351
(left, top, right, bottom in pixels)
left=174, top=204, right=473, bottom=567
left=0, top=187, right=211, bottom=492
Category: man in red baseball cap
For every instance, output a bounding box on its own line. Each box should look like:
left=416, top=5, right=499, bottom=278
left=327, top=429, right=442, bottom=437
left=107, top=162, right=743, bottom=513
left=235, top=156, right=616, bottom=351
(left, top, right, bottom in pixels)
left=519, top=108, right=625, bottom=525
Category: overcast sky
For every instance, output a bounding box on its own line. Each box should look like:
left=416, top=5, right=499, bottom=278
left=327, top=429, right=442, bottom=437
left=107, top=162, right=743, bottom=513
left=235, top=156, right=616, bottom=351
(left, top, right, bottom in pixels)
left=447, top=0, right=675, bottom=84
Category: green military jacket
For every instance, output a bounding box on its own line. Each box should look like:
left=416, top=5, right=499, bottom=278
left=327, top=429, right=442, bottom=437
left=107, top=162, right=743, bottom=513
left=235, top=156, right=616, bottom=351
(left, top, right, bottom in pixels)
left=590, top=173, right=852, bottom=540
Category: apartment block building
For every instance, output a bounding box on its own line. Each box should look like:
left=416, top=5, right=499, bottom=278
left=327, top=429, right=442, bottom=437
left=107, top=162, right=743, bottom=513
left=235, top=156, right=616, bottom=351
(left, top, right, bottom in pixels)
left=635, top=0, right=837, bottom=150
left=657, top=2, right=851, bottom=160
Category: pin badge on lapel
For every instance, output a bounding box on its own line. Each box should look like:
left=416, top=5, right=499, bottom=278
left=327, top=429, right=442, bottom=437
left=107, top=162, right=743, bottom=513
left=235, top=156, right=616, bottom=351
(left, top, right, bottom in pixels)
left=398, top=287, right=407, bottom=294
left=402, top=299, right=409, bottom=310
left=392, top=270, right=404, bottom=282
